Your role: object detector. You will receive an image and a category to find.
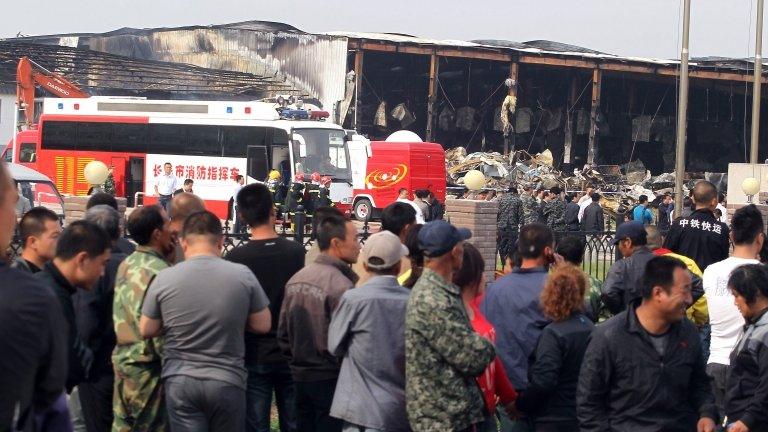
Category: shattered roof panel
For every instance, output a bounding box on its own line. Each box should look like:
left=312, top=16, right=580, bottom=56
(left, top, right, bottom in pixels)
left=0, top=41, right=301, bottom=96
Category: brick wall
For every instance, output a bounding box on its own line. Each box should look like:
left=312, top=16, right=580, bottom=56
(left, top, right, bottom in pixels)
left=727, top=202, right=768, bottom=228
left=63, top=196, right=128, bottom=227
left=445, top=198, right=498, bottom=283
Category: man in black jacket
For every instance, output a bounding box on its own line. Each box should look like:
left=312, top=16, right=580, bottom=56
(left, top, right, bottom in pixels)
left=578, top=256, right=717, bottom=432
left=665, top=181, right=729, bottom=271
left=0, top=161, right=69, bottom=432
left=76, top=205, right=129, bottom=432
left=724, top=264, right=768, bottom=432
left=581, top=192, right=604, bottom=232
left=602, top=221, right=656, bottom=315
left=658, top=193, right=673, bottom=231
left=37, top=220, right=112, bottom=392
left=565, top=193, right=580, bottom=232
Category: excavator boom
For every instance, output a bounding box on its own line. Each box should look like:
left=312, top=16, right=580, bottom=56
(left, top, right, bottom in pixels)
left=16, top=56, right=88, bottom=127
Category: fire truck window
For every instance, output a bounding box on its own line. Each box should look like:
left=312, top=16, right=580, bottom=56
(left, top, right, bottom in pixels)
left=187, top=125, right=221, bottom=156
left=273, top=129, right=289, bottom=146
left=41, top=121, right=77, bottom=150
left=149, top=124, right=187, bottom=155
left=19, top=143, right=37, bottom=163
left=112, top=124, right=149, bottom=153
left=222, top=126, right=266, bottom=157
left=78, top=123, right=113, bottom=151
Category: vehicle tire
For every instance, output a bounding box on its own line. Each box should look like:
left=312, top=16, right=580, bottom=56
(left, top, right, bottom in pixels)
left=353, top=198, right=373, bottom=222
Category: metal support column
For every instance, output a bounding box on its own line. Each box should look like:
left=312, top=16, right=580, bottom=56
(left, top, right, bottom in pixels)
left=674, top=0, right=692, bottom=216
left=425, top=53, right=439, bottom=142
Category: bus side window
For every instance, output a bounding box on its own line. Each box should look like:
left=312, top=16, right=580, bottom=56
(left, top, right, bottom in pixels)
left=2, top=148, right=10, bottom=163
left=19, top=143, right=37, bottom=163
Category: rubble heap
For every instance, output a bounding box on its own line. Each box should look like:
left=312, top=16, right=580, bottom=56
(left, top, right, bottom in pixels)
left=445, top=146, right=727, bottom=214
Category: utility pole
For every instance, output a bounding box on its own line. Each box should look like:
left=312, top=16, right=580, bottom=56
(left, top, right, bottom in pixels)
left=751, top=0, right=765, bottom=163
left=674, top=0, right=692, bottom=217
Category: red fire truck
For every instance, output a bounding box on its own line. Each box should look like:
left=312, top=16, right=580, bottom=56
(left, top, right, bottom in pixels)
left=348, top=139, right=446, bottom=221
left=3, top=97, right=361, bottom=218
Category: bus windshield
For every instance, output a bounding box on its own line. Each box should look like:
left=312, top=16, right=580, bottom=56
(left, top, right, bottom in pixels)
left=292, top=128, right=351, bottom=181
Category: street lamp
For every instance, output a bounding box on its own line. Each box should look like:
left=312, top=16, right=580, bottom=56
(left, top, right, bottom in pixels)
left=84, top=160, right=109, bottom=194
left=463, top=170, right=486, bottom=191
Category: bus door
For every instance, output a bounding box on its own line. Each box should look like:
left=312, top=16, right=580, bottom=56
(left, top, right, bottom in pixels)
left=125, top=157, right=144, bottom=207
left=247, top=145, right=269, bottom=182
left=110, top=156, right=127, bottom=197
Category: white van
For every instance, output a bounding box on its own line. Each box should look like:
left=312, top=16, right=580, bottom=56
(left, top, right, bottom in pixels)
left=8, top=163, right=65, bottom=218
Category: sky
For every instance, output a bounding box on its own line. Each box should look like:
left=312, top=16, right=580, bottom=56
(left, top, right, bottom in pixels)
left=0, top=0, right=764, bottom=60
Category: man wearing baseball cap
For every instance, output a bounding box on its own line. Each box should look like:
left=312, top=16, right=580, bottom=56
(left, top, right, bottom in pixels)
left=405, top=221, right=495, bottom=431
left=328, top=231, right=411, bottom=431
left=602, top=220, right=655, bottom=315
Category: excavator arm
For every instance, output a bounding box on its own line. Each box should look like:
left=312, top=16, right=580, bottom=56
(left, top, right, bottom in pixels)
left=16, top=56, right=89, bottom=128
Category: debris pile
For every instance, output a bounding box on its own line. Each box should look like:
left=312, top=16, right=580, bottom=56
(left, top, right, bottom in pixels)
left=445, top=146, right=727, bottom=212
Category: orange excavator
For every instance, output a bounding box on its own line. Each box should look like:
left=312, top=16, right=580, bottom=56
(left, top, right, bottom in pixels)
left=16, top=56, right=89, bottom=128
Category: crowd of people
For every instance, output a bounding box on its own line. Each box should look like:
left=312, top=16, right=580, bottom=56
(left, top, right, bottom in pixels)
left=2, top=151, right=768, bottom=432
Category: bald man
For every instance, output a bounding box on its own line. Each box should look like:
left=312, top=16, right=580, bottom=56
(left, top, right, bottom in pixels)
left=0, top=161, right=69, bottom=430
left=169, top=192, right=206, bottom=263
left=664, top=181, right=730, bottom=271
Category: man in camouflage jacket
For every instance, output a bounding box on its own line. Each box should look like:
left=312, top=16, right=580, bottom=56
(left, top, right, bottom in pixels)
left=497, top=186, right=524, bottom=263
left=520, top=186, right=539, bottom=226
left=405, top=221, right=495, bottom=431
left=543, top=187, right=567, bottom=233
left=112, top=206, right=175, bottom=432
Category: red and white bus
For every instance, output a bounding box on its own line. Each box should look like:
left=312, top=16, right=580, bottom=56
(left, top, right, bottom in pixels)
left=3, top=97, right=359, bottom=218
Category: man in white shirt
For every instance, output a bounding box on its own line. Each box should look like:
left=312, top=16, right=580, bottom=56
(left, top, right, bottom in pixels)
left=716, top=192, right=728, bottom=224
left=577, top=187, right=594, bottom=223
left=154, top=162, right=179, bottom=213
left=230, top=175, right=246, bottom=233
left=396, top=188, right=425, bottom=224
left=396, top=188, right=426, bottom=225
left=702, top=204, right=764, bottom=419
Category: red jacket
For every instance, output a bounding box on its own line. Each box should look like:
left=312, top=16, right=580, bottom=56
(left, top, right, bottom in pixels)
left=470, top=299, right=517, bottom=412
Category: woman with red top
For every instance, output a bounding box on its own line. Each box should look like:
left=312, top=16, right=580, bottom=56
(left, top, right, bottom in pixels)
left=454, top=243, right=518, bottom=431
left=516, top=264, right=594, bottom=432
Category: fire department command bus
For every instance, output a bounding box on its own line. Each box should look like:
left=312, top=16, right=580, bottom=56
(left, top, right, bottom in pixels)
left=3, top=97, right=366, bottom=218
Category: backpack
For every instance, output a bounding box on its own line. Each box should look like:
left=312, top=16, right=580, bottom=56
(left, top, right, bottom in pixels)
left=626, top=205, right=639, bottom=221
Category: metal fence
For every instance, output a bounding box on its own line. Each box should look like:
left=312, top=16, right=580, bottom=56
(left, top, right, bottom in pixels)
left=577, top=232, right=618, bottom=281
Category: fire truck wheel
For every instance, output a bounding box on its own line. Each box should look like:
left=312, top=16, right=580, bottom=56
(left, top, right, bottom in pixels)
left=353, top=198, right=372, bottom=222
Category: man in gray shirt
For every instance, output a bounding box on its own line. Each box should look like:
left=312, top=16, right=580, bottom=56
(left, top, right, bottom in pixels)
left=328, top=230, right=411, bottom=431
left=140, top=210, right=271, bottom=432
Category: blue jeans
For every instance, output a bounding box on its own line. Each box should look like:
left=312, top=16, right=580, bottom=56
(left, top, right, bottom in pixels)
left=246, top=363, right=297, bottom=432
left=158, top=194, right=172, bottom=213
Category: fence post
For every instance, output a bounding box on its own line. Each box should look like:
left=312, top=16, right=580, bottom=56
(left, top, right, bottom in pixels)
left=294, top=205, right=306, bottom=244
left=613, top=208, right=626, bottom=262
left=614, top=207, right=626, bottom=228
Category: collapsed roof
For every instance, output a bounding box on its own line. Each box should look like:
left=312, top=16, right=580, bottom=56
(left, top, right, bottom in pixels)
left=0, top=40, right=301, bottom=97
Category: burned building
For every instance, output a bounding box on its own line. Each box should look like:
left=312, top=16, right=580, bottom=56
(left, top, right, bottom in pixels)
left=5, top=21, right=768, bottom=175
left=335, top=32, right=768, bottom=175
